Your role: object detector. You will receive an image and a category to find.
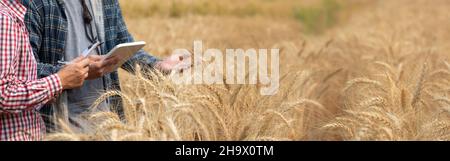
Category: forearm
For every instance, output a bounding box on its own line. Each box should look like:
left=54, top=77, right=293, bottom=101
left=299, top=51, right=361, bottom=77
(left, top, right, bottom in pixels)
left=0, top=74, right=63, bottom=113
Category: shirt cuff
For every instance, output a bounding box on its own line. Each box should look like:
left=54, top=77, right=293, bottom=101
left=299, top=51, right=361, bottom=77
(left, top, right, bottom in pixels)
left=42, top=74, right=63, bottom=98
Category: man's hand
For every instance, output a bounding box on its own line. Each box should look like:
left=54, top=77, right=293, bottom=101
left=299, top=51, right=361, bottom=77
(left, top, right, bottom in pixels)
left=57, top=56, right=90, bottom=89
left=155, top=52, right=191, bottom=74
left=86, top=55, right=120, bottom=80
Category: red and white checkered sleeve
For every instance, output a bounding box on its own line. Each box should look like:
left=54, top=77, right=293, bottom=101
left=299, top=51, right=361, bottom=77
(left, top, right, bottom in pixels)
left=0, top=13, right=63, bottom=113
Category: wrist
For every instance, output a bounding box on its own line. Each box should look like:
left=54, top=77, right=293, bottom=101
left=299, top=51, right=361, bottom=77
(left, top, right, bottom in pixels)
left=56, top=72, right=67, bottom=89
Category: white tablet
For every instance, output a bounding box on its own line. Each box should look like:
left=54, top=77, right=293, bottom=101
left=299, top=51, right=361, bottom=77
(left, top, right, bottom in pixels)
left=104, top=41, right=146, bottom=71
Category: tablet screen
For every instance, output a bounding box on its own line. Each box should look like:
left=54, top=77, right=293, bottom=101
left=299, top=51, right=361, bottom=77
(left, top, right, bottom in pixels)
left=104, top=41, right=146, bottom=71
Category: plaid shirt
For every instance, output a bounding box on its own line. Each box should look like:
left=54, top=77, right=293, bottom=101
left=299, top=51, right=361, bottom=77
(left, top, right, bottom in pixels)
left=0, top=0, right=63, bottom=141
left=20, top=0, right=160, bottom=130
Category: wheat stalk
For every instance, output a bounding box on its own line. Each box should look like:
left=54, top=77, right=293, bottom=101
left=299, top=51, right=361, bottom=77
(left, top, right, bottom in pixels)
left=344, top=78, right=384, bottom=92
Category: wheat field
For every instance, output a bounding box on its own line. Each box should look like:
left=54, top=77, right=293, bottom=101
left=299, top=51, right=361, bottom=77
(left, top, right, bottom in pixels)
left=46, top=0, right=450, bottom=141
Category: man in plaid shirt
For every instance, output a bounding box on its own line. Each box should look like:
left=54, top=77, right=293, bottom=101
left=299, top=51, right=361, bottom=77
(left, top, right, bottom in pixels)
left=20, top=0, right=190, bottom=132
left=0, top=0, right=92, bottom=141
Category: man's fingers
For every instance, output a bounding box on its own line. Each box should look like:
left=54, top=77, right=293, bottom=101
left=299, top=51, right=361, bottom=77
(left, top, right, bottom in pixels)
left=88, top=55, right=103, bottom=61
left=90, top=61, right=102, bottom=69
left=82, top=67, right=89, bottom=75
left=99, top=59, right=112, bottom=68
left=105, top=56, right=120, bottom=63
left=72, top=56, right=85, bottom=63
left=79, top=58, right=90, bottom=67
left=102, top=57, right=120, bottom=68
left=81, top=66, right=88, bottom=73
